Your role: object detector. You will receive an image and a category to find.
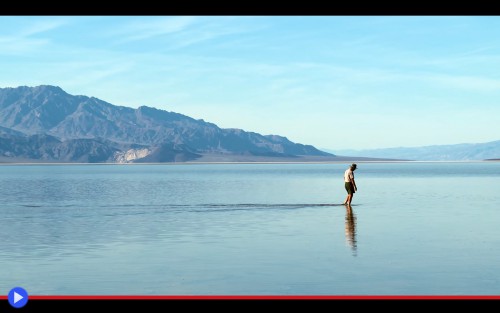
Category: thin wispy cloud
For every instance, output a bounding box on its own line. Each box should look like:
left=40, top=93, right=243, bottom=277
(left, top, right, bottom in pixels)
left=0, top=18, right=68, bottom=55
left=19, top=19, right=69, bottom=37
left=107, top=16, right=266, bottom=51
left=0, top=36, right=49, bottom=54
left=425, top=74, right=500, bottom=93
left=165, top=18, right=265, bottom=50
left=110, top=16, right=198, bottom=44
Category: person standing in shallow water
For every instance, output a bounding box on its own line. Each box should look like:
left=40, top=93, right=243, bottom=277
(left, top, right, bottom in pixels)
left=343, top=163, right=358, bottom=205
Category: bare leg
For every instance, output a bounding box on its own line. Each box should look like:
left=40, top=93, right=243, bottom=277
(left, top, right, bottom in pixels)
left=348, top=194, right=354, bottom=205
left=344, top=194, right=352, bottom=205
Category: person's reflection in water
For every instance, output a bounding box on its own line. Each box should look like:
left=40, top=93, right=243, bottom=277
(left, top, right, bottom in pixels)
left=345, top=204, right=357, bottom=256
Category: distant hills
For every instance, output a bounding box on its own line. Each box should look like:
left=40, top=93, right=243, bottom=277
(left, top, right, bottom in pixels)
left=0, top=85, right=364, bottom=163
left=331, top=140, right=500, bottom=161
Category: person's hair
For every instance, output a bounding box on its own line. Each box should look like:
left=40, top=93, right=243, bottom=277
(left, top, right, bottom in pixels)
left=351, top=163, right=357, bottom=170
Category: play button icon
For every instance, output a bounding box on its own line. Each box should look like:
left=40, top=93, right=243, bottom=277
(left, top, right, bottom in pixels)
left=8, top=287, right=28, bottom=308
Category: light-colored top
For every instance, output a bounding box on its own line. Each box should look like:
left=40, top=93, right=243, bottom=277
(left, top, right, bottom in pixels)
left=344, top=168, right=354, bottom=183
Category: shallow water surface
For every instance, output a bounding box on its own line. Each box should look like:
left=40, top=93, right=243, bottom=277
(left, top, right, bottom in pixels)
left=0, top=162, right=499, bottom=295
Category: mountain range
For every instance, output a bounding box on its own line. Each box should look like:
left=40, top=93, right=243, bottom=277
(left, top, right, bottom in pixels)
left=4, top=85, right=494, bottom=163
left=0, top=85, right=353, bottom=163
left=331, top=140, right=500, bottom=161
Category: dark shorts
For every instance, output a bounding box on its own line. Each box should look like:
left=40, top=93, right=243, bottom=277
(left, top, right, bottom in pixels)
left=345, top=182, right=355, bottom=195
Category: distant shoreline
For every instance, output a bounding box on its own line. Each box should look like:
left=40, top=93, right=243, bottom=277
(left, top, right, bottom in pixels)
left=1, top=154, right=499, bottom=165
left=0, top=160, right=498, bottom=166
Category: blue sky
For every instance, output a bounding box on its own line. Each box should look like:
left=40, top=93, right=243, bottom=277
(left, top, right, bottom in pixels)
left=1, top=16, right=499, bottom=150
